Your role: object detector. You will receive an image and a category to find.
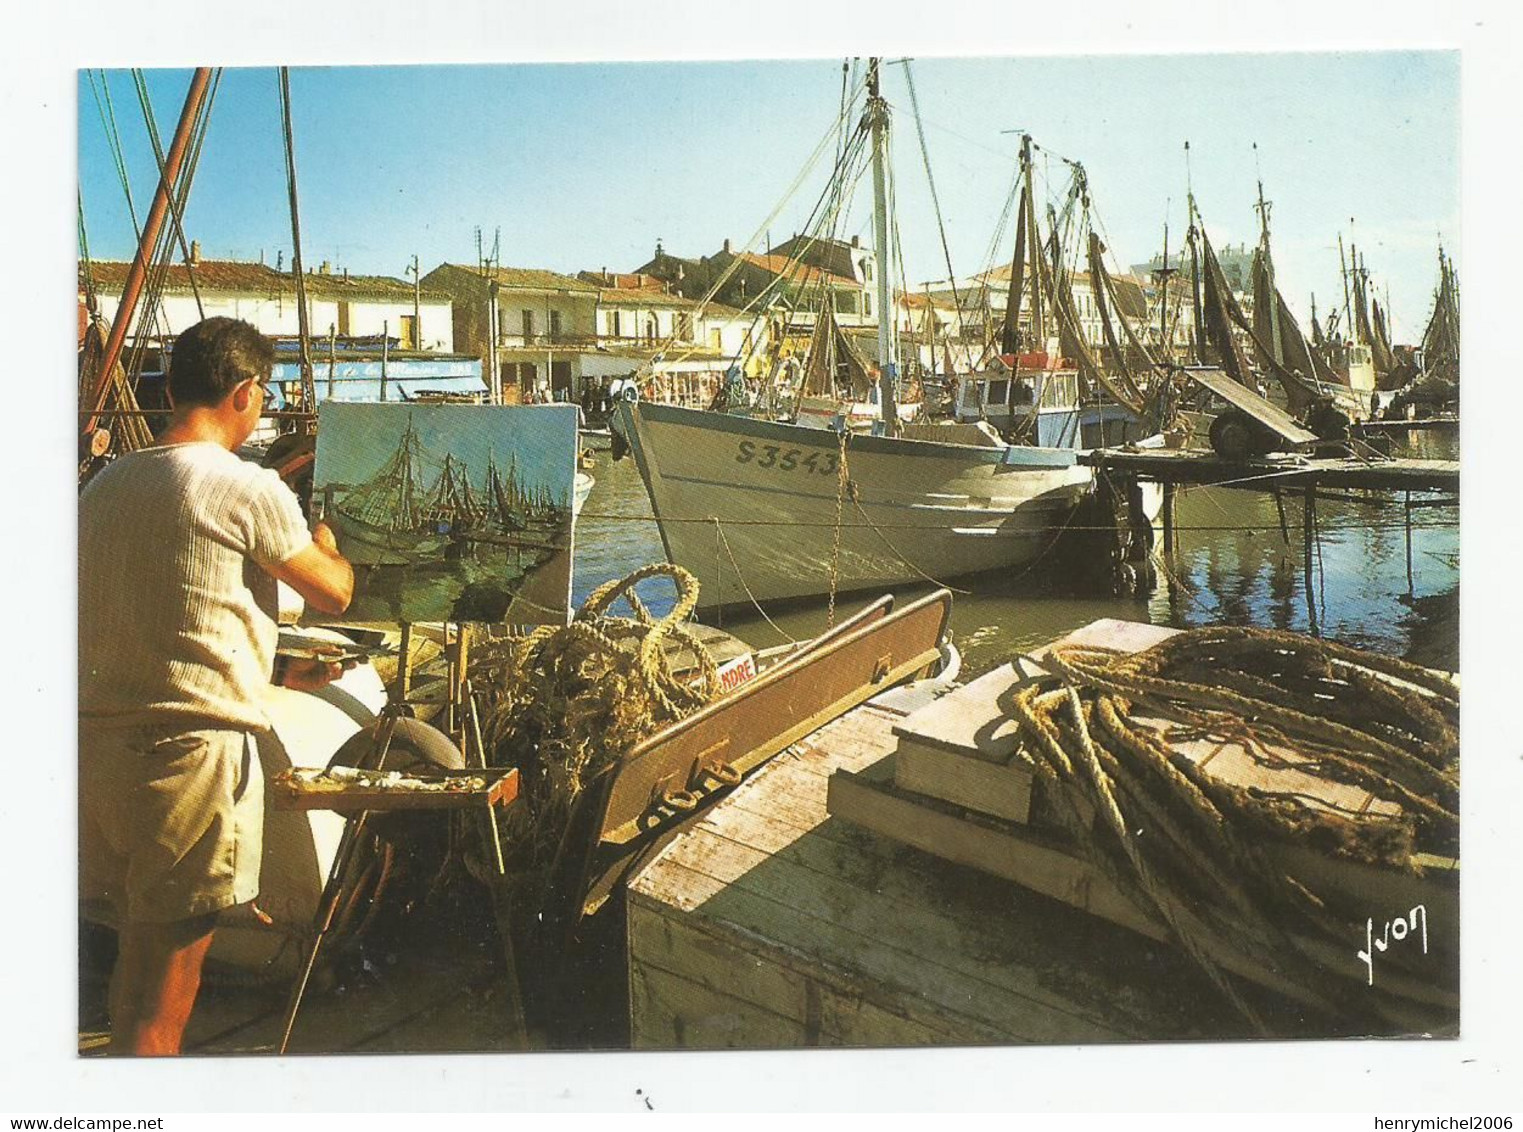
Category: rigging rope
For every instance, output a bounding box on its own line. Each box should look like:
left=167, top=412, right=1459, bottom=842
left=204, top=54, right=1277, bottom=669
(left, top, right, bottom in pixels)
left=899, top=61, right=965, bottom=329
left=131, top=68, right=205, bottom=320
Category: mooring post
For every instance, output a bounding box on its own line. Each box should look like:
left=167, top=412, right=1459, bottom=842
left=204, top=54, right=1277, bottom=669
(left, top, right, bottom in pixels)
left=1161, top=482, right=1176, bottom=556
left=1303, top=487, right=1319, bottom=637
left=1404, top=489, right=1415, bottom=596
left=1274, top=489, right=1291, bottom=547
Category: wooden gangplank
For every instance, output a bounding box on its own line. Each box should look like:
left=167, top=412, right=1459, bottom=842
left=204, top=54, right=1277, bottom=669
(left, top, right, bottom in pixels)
left=1185, top=366, right=1318, bottom=446
left=1080, top=448, right=1459, bottom=494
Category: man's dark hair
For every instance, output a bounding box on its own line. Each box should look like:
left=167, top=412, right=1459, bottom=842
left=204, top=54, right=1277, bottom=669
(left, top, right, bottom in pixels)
left=167, top=317, right=275, bottom=408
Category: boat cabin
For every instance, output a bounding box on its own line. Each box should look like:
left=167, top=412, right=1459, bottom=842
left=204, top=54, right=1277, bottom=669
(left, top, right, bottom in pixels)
left=954, top=365, right=1081, bottom=447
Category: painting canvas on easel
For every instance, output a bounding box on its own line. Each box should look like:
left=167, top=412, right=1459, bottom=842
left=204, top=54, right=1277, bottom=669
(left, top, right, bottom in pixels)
left=313, top=402, right=578, bottom=625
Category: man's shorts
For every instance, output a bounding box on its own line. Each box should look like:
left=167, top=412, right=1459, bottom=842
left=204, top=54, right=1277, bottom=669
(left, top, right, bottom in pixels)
left=80, top=723, right=264, bottom=925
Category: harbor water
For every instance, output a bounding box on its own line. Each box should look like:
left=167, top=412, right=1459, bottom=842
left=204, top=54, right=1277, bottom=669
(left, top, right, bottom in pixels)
left=572, top=431, right=1460, bottom=677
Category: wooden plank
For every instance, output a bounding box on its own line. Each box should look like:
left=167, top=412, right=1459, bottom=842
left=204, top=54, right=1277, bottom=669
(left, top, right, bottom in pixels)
left=888, top=658, right=1039, bottom=766
left=268, top=768, right=519, bottom=813
left=631, top=854, right=1141, bottom=1044
left=627, top=896, right=964, bottom=1048
left=595, top=590, right=950, bottom=845
left=630, top=962, right=804, bottom=1050
left=1029, top=617, right=1178, bottom=663
left=882, top=620, right=1170, bottom=825
left=1129, top=711, right=1401, bottom=820
left=826, top=756, right=1457, bottom=1019
left=827, top=762, right=1156, bottom=938
left=1184, top=366, right=1319, bottom=445
left=1074, top=449, right=1459, bottom=493
left=637, top=809, right=1228, bottom=1041
left=895, top=742, right=1032, bottom=824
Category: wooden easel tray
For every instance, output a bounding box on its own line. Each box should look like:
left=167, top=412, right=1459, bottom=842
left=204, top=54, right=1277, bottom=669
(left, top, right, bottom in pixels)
left=271, top=766, right=520, bottom=813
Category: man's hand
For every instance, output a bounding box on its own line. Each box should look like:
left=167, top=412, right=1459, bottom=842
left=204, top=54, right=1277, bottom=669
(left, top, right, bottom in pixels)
left=312, top=519, right=340, bottom=553
left=278, top=656, right=356, bottom=692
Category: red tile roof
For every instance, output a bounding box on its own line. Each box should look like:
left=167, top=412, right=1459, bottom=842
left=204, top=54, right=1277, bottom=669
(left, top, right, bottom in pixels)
left=736, top=252, right=857, bottom=289
left=83, top=259, right=450, bottom=301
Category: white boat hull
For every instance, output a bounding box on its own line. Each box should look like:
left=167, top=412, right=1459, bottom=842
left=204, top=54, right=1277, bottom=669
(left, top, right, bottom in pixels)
left=616, top=401, right=1093, bottom=609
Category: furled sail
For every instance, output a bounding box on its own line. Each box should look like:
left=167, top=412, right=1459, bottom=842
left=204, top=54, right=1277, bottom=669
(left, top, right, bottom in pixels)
left=1420, top=247, right=1460, bottom=385
left=1037, top=222, right=1146, bottom=417
left=1371, top=298, right=1401, bottom=391
left=1352, top=251, right=1397, bottom=383
left=800, top=297, right=875, bottom=400
left=998, top=180, right=1030, bottom=357
left=1196, top=220, right=1318, bottom=416
left=1087, top=231, right=1160, bottom=407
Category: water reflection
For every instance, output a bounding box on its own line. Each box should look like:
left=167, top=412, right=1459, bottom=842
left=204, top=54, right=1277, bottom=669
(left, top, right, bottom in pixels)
left=573, top=431, right=1459, bottom=677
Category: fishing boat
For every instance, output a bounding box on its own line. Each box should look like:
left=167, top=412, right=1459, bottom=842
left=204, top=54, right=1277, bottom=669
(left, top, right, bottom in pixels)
left=615, top=63, right=1109, bottom=610
left=1188, top=180, right=1371, bottom=436
left=1379, top=247, right=1459, bottom=421
left=793, top=298, right=923, bottom=431
left=953, top=136, right=1160, bottom=451
left=616, top=399, right=1090, bottom=608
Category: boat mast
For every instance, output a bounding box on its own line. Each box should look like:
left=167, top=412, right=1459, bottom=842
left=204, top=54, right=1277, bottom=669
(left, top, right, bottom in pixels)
left=1338, top=232, right=1354, bottom=344
left=1184, top=143, right=1204, bottom=364
left=1253, top=153, right=1285, bottom=367
left=1024, top=135, right=1046, bottom=347
left=867, top=59, right=898, bottom=428
left=1154, top=211, right=1176, bottom=360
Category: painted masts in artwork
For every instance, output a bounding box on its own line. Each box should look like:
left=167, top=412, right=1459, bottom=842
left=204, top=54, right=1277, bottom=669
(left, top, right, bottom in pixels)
left=866, top=59, right=898, bottom=428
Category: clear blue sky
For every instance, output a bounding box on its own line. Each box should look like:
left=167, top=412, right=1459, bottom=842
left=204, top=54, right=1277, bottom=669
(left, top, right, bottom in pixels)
left=78, top=52, right=1457, bottom=344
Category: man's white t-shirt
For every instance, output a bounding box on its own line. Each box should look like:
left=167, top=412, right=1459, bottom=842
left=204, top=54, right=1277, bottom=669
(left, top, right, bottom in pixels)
left=79, top=442, right=312, bottom=733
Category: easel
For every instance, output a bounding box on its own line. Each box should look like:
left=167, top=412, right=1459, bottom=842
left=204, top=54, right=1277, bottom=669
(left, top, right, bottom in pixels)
left=275, top=621, right=525, bottom=1054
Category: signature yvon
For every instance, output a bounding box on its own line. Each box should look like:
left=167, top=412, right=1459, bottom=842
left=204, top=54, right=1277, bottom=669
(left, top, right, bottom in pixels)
left=1359, top=905, right=1429, bottom=986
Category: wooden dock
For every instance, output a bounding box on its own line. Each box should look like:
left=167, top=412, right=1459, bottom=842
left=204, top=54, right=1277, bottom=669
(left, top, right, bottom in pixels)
left=624, top=618, right=1458, bottom=1048
left=624, top=678, right=1356, bottom=1048
left=1079, top=448, right=1458, bottom=493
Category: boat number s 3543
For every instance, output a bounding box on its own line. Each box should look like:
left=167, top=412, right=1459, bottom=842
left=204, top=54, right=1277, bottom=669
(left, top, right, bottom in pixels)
left=735, top=440, right=838, bottom=475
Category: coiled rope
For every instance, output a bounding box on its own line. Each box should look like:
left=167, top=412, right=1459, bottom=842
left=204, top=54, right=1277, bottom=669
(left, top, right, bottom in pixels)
left=1006, top=625, right=1458, bottom=1033
left=479, top=564, right=721, bottom=890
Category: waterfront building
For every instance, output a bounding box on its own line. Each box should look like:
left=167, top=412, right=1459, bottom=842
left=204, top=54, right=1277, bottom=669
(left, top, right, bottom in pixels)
left=83, top=245, right=456, bottom=351
left=80, top=248, right=484, bottom=404
left=635, top=236, right=875, bottom=331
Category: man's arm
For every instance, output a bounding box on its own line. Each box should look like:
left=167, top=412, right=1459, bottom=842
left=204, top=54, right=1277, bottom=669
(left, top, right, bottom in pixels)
left=266, top=520, right=354, bottom=615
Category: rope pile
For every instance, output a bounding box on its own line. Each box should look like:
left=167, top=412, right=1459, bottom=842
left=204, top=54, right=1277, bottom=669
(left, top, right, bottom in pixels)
left=1007, top=625, right=1458, bottom=1033
left=478, top=565, right=721, bottom=890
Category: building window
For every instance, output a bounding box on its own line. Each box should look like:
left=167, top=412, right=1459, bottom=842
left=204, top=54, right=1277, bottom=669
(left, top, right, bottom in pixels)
left=609, top=310, right=622, bottom=337
left=522, top=309, right=535, bottom=339
left=645, top=316, right=657, bottom=343
left=677, top=313, right=692, bottom=341
left=710, top=327, right=723, bottom=351
left=550, top=309, right=563, bottom=339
